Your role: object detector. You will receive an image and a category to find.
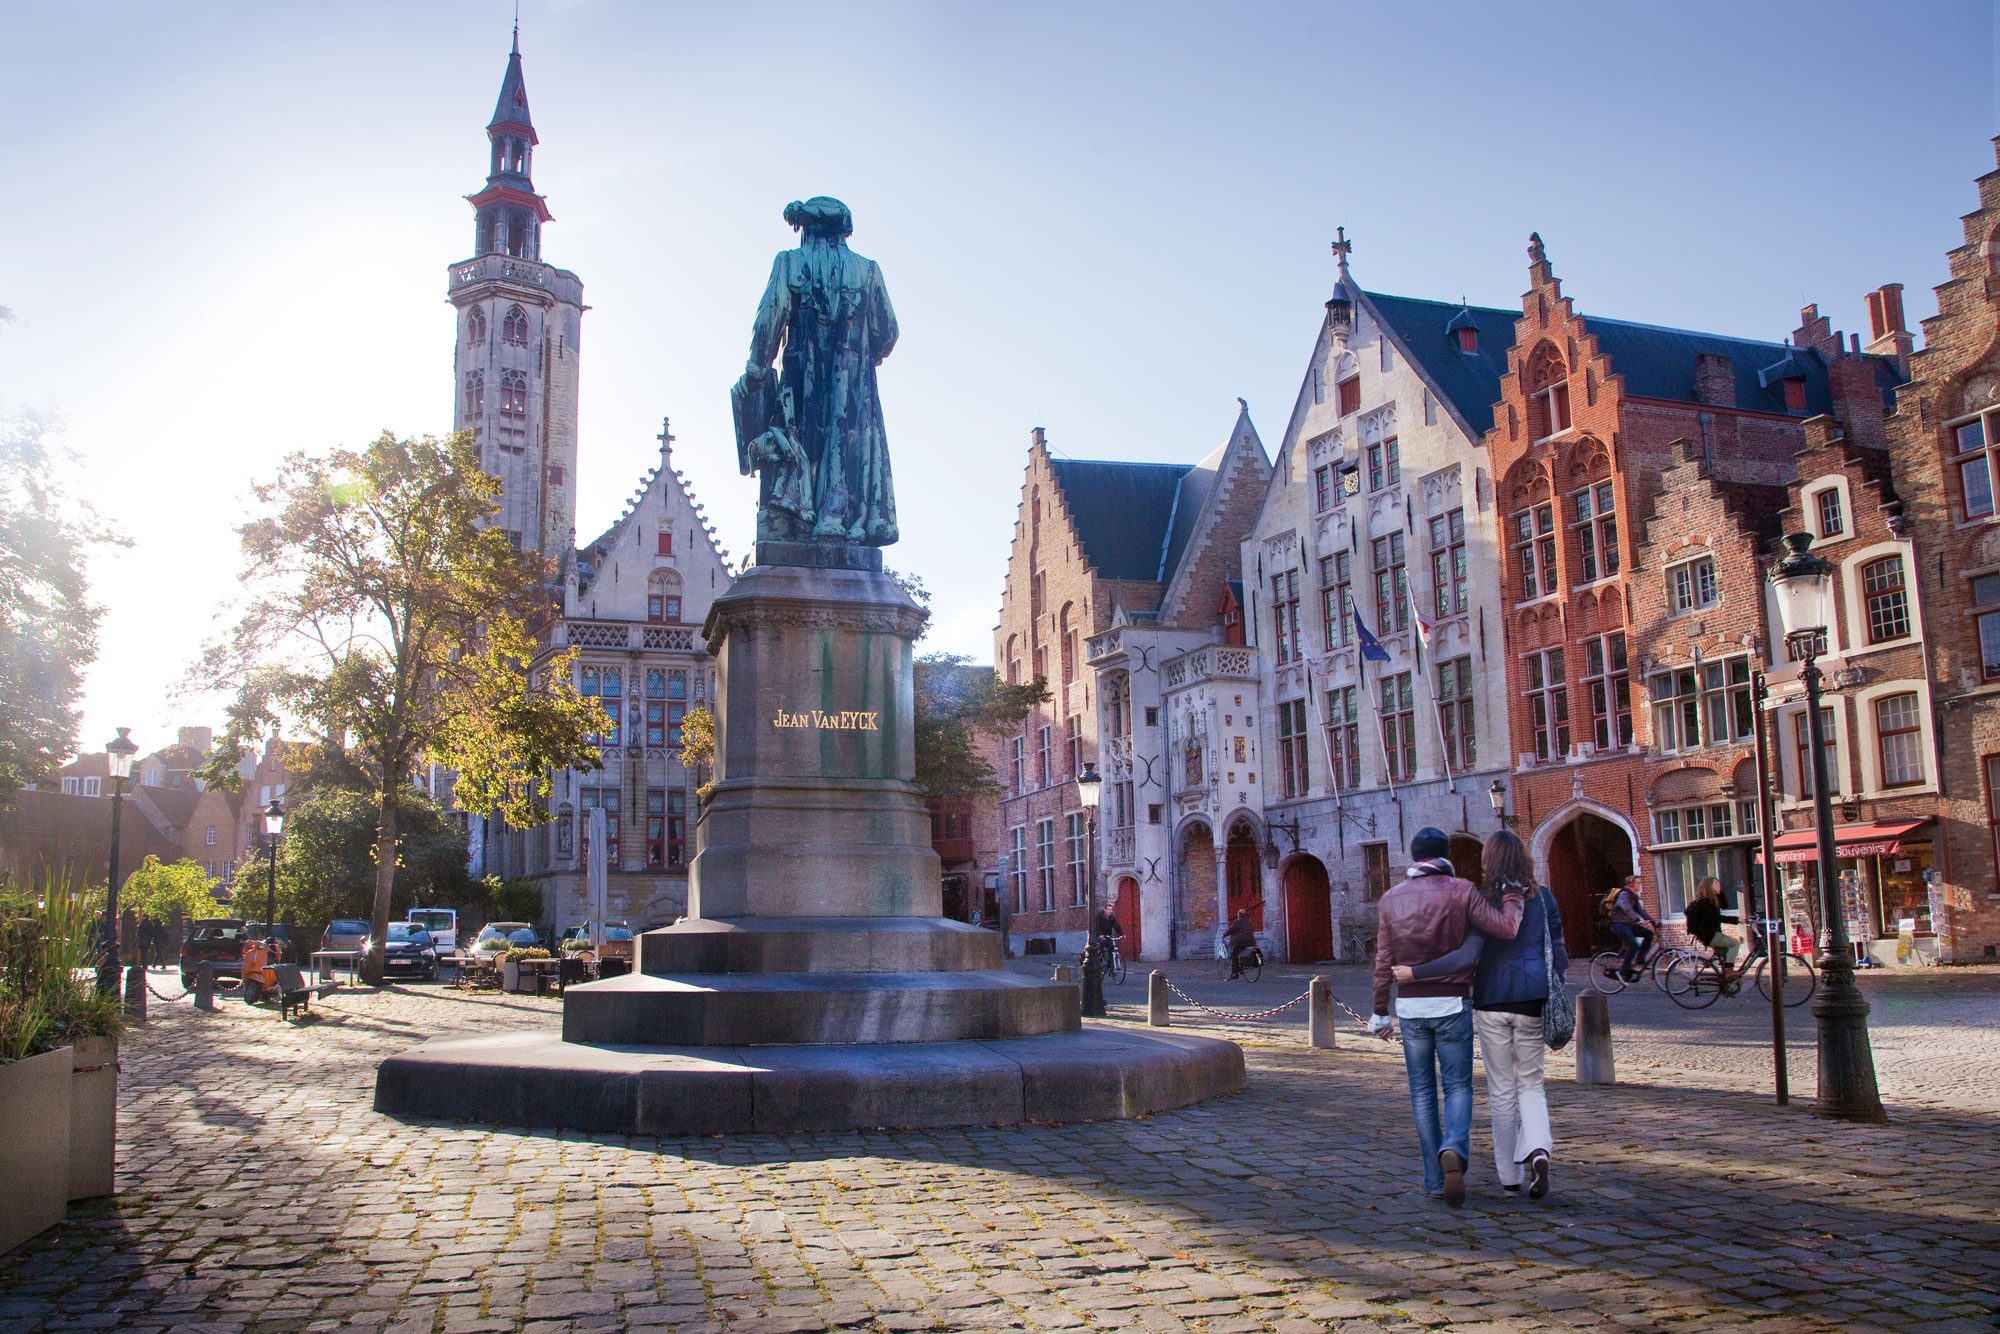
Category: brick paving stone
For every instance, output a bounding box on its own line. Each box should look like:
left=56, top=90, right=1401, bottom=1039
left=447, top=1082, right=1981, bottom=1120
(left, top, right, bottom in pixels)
left=4, top=970, right=2000, bottom=1332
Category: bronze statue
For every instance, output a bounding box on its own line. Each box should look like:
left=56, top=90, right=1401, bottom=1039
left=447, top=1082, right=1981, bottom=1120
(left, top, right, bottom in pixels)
left=733, top=197, right=899, bottom=548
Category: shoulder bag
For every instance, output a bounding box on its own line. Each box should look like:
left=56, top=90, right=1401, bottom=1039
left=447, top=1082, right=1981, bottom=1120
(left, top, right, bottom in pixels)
left=1540, top=888, right=1575, bottom=1050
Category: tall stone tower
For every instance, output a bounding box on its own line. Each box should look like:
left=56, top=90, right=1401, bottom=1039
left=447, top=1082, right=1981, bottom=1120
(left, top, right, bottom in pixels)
left=448, top=30, right=584, bottom=556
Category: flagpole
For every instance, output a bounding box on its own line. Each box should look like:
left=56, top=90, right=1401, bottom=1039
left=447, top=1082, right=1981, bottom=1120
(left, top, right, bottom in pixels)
left=1355, top=610, right=1399, bottom=802
left=1294, top=537, right=1344, bottom=799
left=1415, top=615, right=1457, bottom=794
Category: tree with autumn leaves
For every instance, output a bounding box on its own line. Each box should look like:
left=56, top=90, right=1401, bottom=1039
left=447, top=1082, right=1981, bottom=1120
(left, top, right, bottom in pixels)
left=194, top=432, right=606, bottom=984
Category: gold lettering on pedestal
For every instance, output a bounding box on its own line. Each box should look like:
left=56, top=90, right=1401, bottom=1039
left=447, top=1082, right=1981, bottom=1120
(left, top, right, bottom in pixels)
left=771, top=708, right=881, bottom=732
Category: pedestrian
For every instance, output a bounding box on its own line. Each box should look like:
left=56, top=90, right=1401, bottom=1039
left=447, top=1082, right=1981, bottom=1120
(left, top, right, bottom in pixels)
left=1369, top=827, right=1524, bottom=1206
left=1684, top=876, right=1743, bottom=990
left=1396, top=829, right=1567, bottom=1200
left=132, top=911, right=150, bottom=967
left=1605, top=875, right=1657, bottom=982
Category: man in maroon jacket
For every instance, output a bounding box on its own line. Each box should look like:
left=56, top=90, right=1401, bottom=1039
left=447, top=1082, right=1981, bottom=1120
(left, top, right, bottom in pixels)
left=1370, top=827, right=1525, bottom=1205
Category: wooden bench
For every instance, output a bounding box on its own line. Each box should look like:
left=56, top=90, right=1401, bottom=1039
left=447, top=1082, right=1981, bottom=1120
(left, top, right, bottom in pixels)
left=271, top=963, right=336, bottom=1020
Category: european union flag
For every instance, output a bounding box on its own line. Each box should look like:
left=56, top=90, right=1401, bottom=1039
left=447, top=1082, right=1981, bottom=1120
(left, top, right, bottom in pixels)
left=1353, top=610, right=1393, bottom=662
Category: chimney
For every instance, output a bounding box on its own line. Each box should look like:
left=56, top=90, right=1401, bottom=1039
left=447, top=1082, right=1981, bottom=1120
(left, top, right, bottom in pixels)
left=1864, top=283, right=1914, bottom=376
left=1693, top=352, right=1736, bottom=406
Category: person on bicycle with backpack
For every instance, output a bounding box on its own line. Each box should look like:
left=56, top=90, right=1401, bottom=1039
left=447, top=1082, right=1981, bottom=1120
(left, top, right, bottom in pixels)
left=1093, top=905, right=1123, bottom=971
left=1606, top=875, right=1657, bottom=983
left=1683, top=876, right=1743, bottom=992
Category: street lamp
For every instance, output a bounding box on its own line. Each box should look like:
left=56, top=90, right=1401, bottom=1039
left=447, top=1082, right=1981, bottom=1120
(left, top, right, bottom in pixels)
left=99, top=728, right=139, bottom=995
left=1768, top=531, right=1885, bottom=1122
left=262, top=798, right=285, bottom=950
left=1075, top=763, right=1105, bottom=1019
left=1487, top=778, right=1516, bottom=829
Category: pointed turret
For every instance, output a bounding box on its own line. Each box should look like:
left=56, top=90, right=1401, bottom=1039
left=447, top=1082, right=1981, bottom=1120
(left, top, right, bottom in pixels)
left=489, top=25, right=536, bottom=144
left=468, top=32, right=551, bottom=259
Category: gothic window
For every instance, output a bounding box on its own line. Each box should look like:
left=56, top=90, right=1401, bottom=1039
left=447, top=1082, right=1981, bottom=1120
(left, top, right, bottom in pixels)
left=1571, top=482, right=1618, bottom=582
left=1514, top=503, right=1558, bottom=600
left=648, top=568, right=683, bottom=623
left=464, top=371, right=484, bottom=417
left=503, top=306, right=530, bottom=345
left=500, top=371, right=528, bottom=417
left=467, top=308, right=486, bottom=344
left=1526, top=345, right=1571, bottom=440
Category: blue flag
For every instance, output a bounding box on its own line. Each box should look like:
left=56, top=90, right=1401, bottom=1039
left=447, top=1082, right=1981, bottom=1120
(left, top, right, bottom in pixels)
left=1353, top=610, right=1393, bottom=662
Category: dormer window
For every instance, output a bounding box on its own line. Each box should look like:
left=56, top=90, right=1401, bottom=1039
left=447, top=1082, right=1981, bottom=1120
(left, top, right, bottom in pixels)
left=1783, top=379, right=1807, bottom=414
left=1457, top=327, right=1477, bottom=353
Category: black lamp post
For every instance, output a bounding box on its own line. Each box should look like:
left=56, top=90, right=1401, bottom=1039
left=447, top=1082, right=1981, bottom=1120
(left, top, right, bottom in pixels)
left=1487, top=778, right=1517, bottom=829
left=98, top=728, right=139, bottom=996
left=1075, top=763, right=1105, bottom=1018
left=262, top=798, right=285, bottom=948
left=1768, top=531, right=1885, bottom=1122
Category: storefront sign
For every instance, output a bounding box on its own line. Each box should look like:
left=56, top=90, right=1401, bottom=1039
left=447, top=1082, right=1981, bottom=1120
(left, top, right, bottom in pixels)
left=1774, top=839, right=1903, bottom=864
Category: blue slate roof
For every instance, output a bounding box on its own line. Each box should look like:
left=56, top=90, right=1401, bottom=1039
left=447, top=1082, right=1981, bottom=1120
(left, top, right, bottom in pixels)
left=1048, top=459, right=1193, bottom=584
left=489, top=38, right=535, bottom=135
left=1582, top=316, right=1836, bottom=416
left=1364, top=293, right=1519, bottom=436
left=1157, top=439, right=1231, bottom=591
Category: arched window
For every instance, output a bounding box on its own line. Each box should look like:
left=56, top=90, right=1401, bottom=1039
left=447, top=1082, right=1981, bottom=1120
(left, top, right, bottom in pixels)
left=503, top=306, right=530, bottom=345
left=466, top=308, right=486, bottom=344
left=500, top=371, right=527, bottom=417
left=647, top=567, right=683, bottom=623
left=464, top=371, right=484, bottom=417
left=1525, top=344, right=1571, bottom=440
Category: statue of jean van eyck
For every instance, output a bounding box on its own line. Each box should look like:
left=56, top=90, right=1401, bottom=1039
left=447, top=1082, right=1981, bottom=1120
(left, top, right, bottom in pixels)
left=732, top=196, right=900, bottom=548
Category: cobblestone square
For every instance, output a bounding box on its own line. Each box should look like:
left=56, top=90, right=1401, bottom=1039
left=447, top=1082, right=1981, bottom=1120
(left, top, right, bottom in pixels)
left=3, top=963, right=1996, bottom=1333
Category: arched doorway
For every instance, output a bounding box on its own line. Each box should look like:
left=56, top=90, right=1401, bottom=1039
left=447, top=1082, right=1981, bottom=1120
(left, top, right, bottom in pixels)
left=1112, top=875, right=1142, bottom=960
left=1544, top=812, right=1633, bottom=956
left=1447, top=833, right=1484, bottom=886
left=1226, top=818, right=1264, bottom=929
left=1179, top=821, right=1216, bottom=939
left=1282, top=856, right=1333, bottom=962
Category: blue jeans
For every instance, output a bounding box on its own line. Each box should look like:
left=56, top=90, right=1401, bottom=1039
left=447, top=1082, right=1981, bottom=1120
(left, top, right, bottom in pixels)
left=1400, top=1002, right=1474, bottom=1193
left=1611, top=923, right=1652, bottom=972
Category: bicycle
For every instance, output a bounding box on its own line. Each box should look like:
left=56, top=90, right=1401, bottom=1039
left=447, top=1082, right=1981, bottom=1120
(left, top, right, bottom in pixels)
left=1589, top=937, right=1685, bottom=995
left=1076, top=938, right=1126, bottom=985
left=1215, top=945, right=1264, bottom=982
left=1665, top=945, right=1817, bottom=1010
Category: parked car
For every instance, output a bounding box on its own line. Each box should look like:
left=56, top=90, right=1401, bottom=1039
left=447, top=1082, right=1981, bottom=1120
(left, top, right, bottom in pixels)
left=471, top=922, right=538, bottom=954
left=406, top=908, right=458, bottom=953
left=360, top=923, right=439, bottom=981
left=321, top=919, right=370, bottom=955
left=559, top=922, right=635, bottom=962
left=179, top=919, right=248, bottom=987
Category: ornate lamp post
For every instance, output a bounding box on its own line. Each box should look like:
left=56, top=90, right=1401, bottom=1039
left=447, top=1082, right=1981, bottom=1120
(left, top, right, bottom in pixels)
left=1075, top=763, right=1105, bottom=1018
left=99, top=728, right=139, bottom=995
left=1767, top=532, right=1885, bottom=1122
left=262, top=798, right=285, bottom=948
left=1487, top=778, right=1517, bottom=829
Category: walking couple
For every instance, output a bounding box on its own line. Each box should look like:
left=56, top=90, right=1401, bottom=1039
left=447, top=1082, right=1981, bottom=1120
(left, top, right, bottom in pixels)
left=1370, top=826, right=1570, bottom=1207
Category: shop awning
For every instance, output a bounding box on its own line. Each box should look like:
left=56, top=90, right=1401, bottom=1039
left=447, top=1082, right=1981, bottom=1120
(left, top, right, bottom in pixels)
left=1767, top=819, right=1931, bottom=864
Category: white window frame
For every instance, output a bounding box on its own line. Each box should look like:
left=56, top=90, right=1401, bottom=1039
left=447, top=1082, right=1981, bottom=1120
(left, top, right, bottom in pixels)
left=1948, top=408, right=2000, bottom=524
left=1777, top=701, right=1850, bottom=807
left=1569, top=481, right=1620, bottom=586
left=1852, top=680, right=1937, bottom=797
left=1666, top=554, right=1720, bottom=616
left=1840, top=541, right=1922, bottom=653
left=1806, top=475, right=1852, bottom=543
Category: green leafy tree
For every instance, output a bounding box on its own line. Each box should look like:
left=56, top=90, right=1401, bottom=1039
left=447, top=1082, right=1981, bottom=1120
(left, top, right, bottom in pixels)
left=680, top=704, right=716, bottom=801
left=0, top=413, right=123, bottom=807
left=271, top=787, right=472, bottom=942
left=193, top=432, right=607, bottom=983
left=118, top=857, right=220, bottom=924
left=913, top=652, right=1048, bottom=797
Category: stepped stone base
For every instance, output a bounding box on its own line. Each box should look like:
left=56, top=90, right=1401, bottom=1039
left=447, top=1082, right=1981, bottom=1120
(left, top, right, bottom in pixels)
left=374, top=1025, right=1245, bottom=1135
left=639, top=916, right=1001, bottom=975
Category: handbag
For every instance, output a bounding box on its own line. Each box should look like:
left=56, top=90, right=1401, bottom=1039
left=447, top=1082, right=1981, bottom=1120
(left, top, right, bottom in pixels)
left=1539, top=888, right=1575, bottom=1050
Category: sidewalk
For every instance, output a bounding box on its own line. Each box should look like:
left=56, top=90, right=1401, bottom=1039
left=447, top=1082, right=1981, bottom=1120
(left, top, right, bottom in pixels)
left=0, top=971, right=1995, bottom=1332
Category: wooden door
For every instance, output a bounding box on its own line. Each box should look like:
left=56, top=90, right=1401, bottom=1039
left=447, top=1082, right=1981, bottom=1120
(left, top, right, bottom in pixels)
left=1282, top=857, right=1333, bottom=963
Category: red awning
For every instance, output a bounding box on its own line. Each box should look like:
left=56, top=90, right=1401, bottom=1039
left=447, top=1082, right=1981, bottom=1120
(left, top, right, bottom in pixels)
left=1768, top=819, right=1931, bottom=864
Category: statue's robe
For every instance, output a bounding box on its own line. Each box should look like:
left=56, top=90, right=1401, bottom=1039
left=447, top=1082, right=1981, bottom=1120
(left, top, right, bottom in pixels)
left=746, top=237, right=899, bottom=546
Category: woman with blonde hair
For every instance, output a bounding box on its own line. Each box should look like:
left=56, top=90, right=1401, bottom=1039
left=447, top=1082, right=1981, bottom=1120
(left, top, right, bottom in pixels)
left=1397, top=828, right=1567, bottom=1199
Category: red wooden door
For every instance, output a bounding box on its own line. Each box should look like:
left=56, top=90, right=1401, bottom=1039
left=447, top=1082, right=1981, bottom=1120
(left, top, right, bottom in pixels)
left=1283, top=857, right=1333, bottom=963
left=1112, top=876, right=1142, bottom=959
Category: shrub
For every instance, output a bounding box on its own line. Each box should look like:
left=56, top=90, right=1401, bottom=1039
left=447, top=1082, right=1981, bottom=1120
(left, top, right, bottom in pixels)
left=502, top=946, right=551, bottom=962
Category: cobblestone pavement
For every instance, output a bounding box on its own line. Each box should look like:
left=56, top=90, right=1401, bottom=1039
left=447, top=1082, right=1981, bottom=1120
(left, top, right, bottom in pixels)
left=2, top=965, right=1997, bottom=1334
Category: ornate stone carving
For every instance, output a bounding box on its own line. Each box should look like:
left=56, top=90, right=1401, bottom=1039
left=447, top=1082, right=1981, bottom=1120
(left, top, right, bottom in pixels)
left=704, top=597, right=928, bottom=653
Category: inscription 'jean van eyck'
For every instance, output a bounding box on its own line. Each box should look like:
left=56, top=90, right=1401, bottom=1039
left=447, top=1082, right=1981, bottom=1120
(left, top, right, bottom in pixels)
left=772, top=709, right=881, bottom=731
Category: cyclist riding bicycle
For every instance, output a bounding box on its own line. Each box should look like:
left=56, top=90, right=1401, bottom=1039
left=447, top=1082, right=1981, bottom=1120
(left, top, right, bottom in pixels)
left=1092, top=906, right=1122, bottom=970
left=1605, top=875, right=1658, bottom=984
left=1223, top=909, right=1258, bottom=979
left=1683, top=877, right=1743, bottom=992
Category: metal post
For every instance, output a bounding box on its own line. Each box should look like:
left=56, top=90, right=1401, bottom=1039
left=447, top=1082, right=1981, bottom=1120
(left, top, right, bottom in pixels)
left=98, top=775, right=126, bottom=996
left=1751, top=672, right=1788, bottom=1105
left=1799, top=653, right=1886, bottom=1122
left=1308, top=975, right=1336, bottom=1049
left=1148, top=970, right=1169, bottom=1026
left=1082, top=810, right=1106, bottom=1017
left=265, top=835, right=279, bottom=947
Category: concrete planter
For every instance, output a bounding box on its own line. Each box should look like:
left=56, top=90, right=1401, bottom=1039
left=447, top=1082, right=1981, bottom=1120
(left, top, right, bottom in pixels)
left=0, top=1047, right=74, bottom=1253
left=69, top=1036, right=117, bottom=1201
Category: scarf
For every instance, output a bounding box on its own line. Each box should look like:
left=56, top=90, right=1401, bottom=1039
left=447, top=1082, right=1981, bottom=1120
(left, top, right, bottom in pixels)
left=1404, top=857, right=1456, bottom=879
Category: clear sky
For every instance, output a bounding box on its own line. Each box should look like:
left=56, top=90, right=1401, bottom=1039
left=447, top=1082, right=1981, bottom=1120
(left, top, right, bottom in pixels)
left=3, top=0, right=1994, bottom=763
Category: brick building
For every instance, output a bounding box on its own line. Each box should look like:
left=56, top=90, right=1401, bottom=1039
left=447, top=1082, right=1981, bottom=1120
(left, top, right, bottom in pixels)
left=1884, top=140, right=2000, bottom=963
left=1485, top=234, right=1904, bottom=954
left=1002, top=415, right=1271, bottom=960
left=1235, top=246, right=1523, bottom=963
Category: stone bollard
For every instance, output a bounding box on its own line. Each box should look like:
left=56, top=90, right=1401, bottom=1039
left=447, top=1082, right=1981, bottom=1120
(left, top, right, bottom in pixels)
left=124, top=964, right=147, bottom=1025
left=1308, top=976, right=1337, bottom=1049
left=194, top=960, right=215, bottom=1011
left=1148, top=971, right=1169, bottom=1027
left=1575, top=992, right=1614, bottom=1085
left=1053, top=964, right=1072, bottom=983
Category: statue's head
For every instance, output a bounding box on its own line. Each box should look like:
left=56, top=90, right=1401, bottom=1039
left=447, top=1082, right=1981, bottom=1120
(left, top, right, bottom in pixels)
left=783, top=196, right=853, bottom=240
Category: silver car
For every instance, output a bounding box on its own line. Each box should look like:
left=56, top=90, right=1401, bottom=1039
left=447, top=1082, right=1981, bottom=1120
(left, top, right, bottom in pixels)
left=321, top=918, right=370, bottom=954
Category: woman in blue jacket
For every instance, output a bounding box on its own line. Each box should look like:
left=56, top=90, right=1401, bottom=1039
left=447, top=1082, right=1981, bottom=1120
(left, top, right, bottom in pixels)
left=1395, top=829, right=1567, bottom=1199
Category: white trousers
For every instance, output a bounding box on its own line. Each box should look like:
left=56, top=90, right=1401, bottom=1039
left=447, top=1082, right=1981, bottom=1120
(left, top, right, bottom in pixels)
left=1473, top=1008, right=1553, bottom=1184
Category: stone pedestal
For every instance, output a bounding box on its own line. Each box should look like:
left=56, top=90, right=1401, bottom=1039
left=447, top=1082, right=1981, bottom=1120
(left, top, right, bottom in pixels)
left=377, top=550, right=1243, bottom=1133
